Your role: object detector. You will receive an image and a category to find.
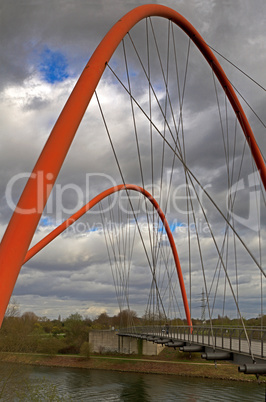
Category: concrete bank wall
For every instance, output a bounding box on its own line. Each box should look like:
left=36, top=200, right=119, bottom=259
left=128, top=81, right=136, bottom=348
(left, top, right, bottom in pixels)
left=89, top=330, right=164, bottom=356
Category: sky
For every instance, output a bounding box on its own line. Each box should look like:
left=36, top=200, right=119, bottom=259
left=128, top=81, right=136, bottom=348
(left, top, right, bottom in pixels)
left=0, top=0, right=265, bottom=322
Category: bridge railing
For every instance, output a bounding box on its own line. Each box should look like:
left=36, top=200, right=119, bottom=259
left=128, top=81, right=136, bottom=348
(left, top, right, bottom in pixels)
left=119, top=325, right=266, bottom=359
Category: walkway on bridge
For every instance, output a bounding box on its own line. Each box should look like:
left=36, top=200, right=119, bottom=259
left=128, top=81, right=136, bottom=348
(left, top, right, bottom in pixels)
left=119, top=325, right=266, bottom=375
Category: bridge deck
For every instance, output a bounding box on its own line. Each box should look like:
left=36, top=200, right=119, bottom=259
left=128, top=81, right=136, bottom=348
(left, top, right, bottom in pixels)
left=119, top=326, right=266, bottom=363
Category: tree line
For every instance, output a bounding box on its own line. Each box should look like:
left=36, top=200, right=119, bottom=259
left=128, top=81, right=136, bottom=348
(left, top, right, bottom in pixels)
left=0, top=300, right=263, bottom=356
left=0, top=301, right=141, bottom=355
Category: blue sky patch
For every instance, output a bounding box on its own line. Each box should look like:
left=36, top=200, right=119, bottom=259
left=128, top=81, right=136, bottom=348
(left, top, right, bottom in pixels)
left=39, top=216, right=54, bottom=227
left=158, top=220, right=184, bottom=234
left=39, top=47, right=69, bottom=84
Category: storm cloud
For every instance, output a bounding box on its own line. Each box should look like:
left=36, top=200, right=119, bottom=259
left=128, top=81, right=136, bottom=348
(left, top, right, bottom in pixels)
left=0, top=0, right=265, bottom=320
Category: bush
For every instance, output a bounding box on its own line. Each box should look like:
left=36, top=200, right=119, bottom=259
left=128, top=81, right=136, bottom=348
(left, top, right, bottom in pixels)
left=58, top=344, right=78, bottom=355
left=80, top=342, right=91, bottom=359
left=36, top=336, right=64, bottom=355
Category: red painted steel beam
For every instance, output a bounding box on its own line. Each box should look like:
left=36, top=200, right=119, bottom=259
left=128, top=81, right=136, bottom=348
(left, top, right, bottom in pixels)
left=23, top=184, right=193, bottom=329
left=0, top=4, right=265, bottom=326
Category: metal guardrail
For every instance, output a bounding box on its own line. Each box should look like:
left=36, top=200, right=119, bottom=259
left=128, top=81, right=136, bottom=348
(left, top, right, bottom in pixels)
left=119, top=325, right=266, bottom=360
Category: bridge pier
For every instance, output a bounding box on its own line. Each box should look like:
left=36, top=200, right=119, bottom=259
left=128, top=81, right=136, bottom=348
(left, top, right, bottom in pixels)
left=88, top=330, right=164, bottom=355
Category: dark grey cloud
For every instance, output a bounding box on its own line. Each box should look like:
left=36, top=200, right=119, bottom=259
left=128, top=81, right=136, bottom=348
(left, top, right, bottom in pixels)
left=0, top=0, right=265, bottom=321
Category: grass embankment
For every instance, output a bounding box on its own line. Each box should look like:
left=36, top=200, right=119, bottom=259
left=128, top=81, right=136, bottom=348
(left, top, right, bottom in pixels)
left=0, top=348, right=262, bottom=383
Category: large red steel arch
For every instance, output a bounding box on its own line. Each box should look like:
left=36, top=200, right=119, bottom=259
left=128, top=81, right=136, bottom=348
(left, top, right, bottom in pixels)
left=23, top=184, right=192, bottom=328
left=0, top=4, right=265, bottom=327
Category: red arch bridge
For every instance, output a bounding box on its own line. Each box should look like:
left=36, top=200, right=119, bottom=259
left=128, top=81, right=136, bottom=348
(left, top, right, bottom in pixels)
left=0, top=5, right=265, bottom=376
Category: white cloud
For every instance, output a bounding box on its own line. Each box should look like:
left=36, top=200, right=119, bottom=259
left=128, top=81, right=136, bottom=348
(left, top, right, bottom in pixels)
left=0, top=0, right=265, bottom=322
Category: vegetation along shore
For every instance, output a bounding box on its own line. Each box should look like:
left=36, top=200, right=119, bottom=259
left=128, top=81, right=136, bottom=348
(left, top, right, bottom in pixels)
left=1, top=302, right=265, bottom=383
left=0, top=350, right=263, bottom=383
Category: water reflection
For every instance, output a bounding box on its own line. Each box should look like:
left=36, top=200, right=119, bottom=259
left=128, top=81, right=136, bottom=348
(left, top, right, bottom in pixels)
left=120, top=375, right=151, bottom=401
left=0, top=362, right=58, bottom=400
left=0, top=362, right=265, bottom=401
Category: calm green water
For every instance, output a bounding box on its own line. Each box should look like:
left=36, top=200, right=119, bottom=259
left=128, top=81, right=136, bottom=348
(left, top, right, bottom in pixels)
left=0, top=362, right=265, bottom=401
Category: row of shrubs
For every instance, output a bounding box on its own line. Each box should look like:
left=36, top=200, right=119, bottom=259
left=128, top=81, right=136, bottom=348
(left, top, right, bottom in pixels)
left=0, top=313, right=92, bottom=356
left=0, top=334, right=91, bottom=357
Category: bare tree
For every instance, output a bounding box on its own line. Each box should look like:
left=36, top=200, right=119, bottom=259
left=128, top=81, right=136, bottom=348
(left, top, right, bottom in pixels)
left=4, top=298, right=20, bottom=318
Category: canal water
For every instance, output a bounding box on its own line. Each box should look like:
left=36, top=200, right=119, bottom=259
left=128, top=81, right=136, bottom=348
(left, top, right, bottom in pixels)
left=0, top=363, right=265, bottom=401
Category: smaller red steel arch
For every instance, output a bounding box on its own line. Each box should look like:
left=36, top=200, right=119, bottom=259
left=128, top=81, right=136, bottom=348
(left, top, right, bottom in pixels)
left=24, top=184, right=192, bottom=329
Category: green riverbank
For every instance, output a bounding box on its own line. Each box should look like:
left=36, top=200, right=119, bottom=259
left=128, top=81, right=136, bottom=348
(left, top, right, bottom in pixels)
left=0, top=349, right=263, bottom=383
